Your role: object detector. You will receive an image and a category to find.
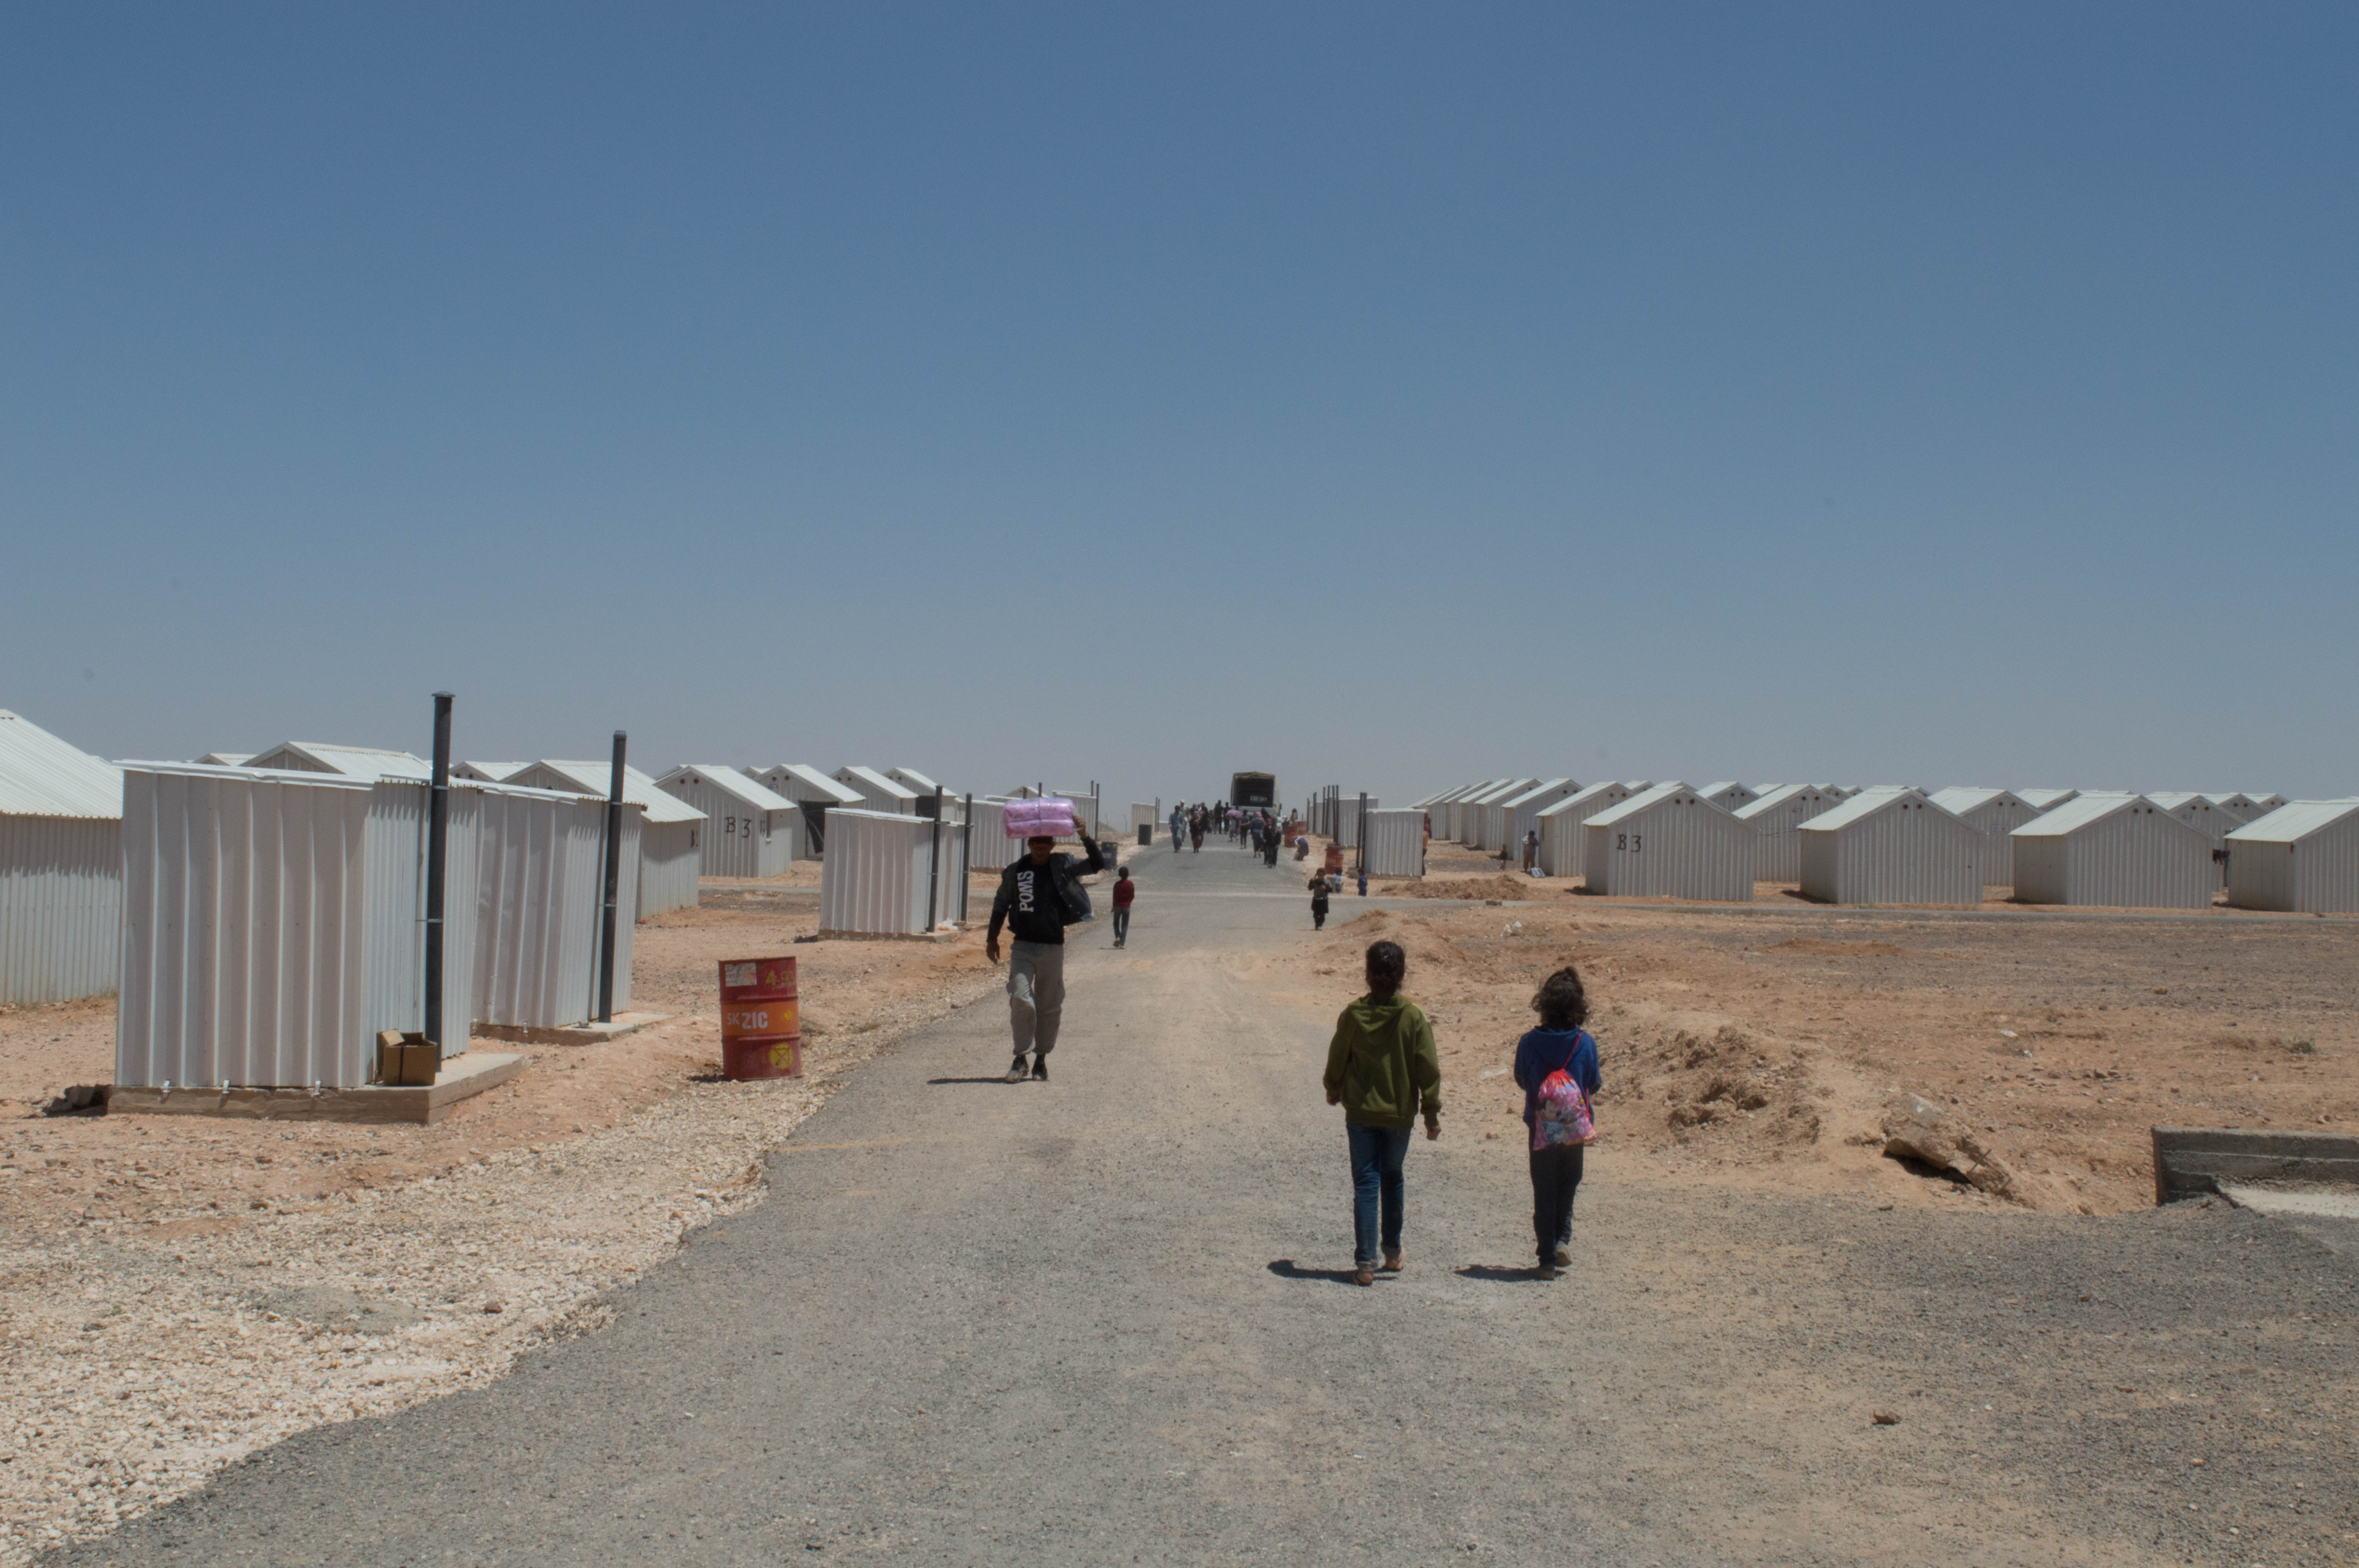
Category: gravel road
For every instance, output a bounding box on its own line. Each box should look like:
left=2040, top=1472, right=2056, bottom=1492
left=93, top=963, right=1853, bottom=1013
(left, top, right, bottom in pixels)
left=51, top=839, right=2359, bottom=1566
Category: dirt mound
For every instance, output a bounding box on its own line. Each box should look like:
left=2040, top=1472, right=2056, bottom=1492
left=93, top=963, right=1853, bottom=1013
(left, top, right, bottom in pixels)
left=1766, top=938, right=1908, bottom=957
left=1379, top=875, right=1535, bottom=902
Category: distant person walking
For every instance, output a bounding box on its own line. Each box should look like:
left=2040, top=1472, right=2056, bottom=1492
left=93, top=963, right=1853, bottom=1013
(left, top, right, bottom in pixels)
left=1170, top=805, right=1185, bottom=853
left=985, top=818, right=1105, bottom=1083
left=1322, top=940, right=1441, bottom=1286
left=1513, top=966, right=1601, bottom=1280
left=1111, top=865, right=1135, bottom=947
left=1309, top=870, right=1330, bottom=930
left=1190, top=809, right=1205, bottom=853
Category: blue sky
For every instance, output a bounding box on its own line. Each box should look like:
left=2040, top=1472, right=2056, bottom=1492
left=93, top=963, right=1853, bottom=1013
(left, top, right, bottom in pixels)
left=5, top=3, right=2353, bottom=809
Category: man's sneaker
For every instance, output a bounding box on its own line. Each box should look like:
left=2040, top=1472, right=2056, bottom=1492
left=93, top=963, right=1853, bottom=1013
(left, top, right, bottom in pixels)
left=1352, top=1267, right=1376, bottom=1287
left=1552, top=1246, right=1573, bottom=1267
left=1030, top=1055, right=1049, bottom=1082
left=1006, top=1055, right=1029, bottom=1083
left=1535, top=1262, right=1564, bottom=1281
left=1379, top=1252, right=1403, bottom=1273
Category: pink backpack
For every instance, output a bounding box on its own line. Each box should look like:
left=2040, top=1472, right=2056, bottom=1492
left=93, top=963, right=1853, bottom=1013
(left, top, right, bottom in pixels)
left=1531, top=1068, right=1596, bottom=1151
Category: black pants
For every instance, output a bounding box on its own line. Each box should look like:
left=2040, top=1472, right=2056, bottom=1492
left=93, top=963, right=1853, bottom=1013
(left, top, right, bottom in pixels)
left=1312, top=903, right=1327, bottom=929
left=1528, top=1142, right=1585, bottom=1260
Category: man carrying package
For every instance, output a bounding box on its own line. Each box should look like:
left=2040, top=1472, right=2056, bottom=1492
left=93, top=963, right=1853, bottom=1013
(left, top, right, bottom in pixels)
left=986, top=798, right=1105, bottom=1083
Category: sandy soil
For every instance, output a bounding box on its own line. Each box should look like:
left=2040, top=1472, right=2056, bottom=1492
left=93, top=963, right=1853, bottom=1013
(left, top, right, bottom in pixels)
left=0, top=864, right=1043, bottom=1565
left=1302, top=895, right=2355, bottom=1220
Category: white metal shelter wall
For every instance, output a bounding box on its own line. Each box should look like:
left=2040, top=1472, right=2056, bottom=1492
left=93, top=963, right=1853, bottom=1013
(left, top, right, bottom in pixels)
left=1502, top=784, right=1579, bottom=855
left=1797, top=803, right=1983, bottom=906
left=1583, top=800, right=1755, bottom=900
left=637, top=818, right=701, bottom=918
left=663, top=775, right=796, bottom=878
left=1333, top=798, right=1380, bottom=849
left=470, top=790, right=638, bottom=1027
left=2012, top=808, right=2213, bottom=909
left=117, top=770, right=389, bottom=1091
left=2226, top=816, right=2359, bottom=913
left=820, top=810, right=968, bottom=935
left=1363, top=810, right=1425, bottom=878
left=1537, top=788, right=1632, bottom=878
left=1952, top=800, right=2036, bottom=888
left=0, top=815, right=122, bottom=1004
left=963, top=800, right=1015, bottom=872
left=1737, top=791, right=1836, bottom=882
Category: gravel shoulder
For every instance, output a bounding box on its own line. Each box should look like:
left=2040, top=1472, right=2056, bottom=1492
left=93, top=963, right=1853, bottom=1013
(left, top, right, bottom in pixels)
left=34, top=841, right=2359, bottom=1568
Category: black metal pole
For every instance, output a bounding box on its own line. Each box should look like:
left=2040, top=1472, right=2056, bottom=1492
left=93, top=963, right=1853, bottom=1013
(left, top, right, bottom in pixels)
left=959, top=792, right=974, bottom=923
left=1358, top=791, right=1368, bottom=877
left=597, top=730, right=625, bottom=1024
left=925, top=786, right=943, bottom=931
left=424, top=692, right=453, bottom=1055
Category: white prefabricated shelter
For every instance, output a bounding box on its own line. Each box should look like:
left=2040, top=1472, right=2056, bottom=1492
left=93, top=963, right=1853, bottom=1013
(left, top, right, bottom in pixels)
left=1797, top=788, right=1985, bottom=907
left=963, top=797, right=1016, bottom=873
left=1460, top=780, right=1536, bottom=850
left=834, top=766, right=920, bottom=816
left=242, top=742, right=431, bottom=782
left=1129, top=802, right=1158, bottom=843
left=1732, top=784, right=1839, bottom=883
left=2017, top=788, right=2079, bottom=814
left=885, top=768, right=952, bottom=816
left=0, top=710, right=125, bottom=1005
left=756, top=764, right=863, bottom=859
left=2225, top=800, right=2359, bottom=914
left=2146, top=791, right=2239, bottom=884
left=1361, top=808, right=1426, bottom=878
left=1582, top=785, right=1756, bottom=901
left=1926, top=787, right=2039, bottom=889
left=115, top=764, right=642, bottom=1089
left=2252, top=794, right=2289, bottom=811
left=453, top=762, right=527, bottom=784
left=506, top=760, right=707, bottom=918
left=1435, top=781, right=1504, bottom=844
left=819, top=809, right=970, bottom=936
left=2198, top=792, right=2265, bottom=823
left=1492, top=779, right=1578, bottom=858
left=656, top=766, right=800, bottom=877
left=2010, top=794, right=2214, bottom=910
left=1536, top=783, right=1636, bottom=878
left=1694, top=782, right=1759, bottom=814
left=1331, top=797, right=1383, bottom=849
left=193, top=752, right=252, bottom=768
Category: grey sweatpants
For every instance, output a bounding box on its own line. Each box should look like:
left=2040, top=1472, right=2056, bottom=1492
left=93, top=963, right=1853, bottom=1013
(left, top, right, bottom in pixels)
left=1007, top=940, right=1067, bottom=1056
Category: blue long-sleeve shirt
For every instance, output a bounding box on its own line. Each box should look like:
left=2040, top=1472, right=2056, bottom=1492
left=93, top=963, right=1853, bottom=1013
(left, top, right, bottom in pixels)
left=1512, top=1027, right=1600, bottom=1127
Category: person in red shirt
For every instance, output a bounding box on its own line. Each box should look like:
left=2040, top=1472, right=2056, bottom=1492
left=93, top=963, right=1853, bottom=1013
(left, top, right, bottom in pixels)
left=1110, top=865, right=1136, bottom=947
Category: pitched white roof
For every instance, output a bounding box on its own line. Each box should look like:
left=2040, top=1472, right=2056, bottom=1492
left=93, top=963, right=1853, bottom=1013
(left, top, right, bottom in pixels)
left=1537, top=781, right=1629, bottom=818
left=454, top=761, right=527, bottom=783
left=515, top=760, right=706, bottom=824
left=886, top=768, right=941, bottom=795
left=836, top=765, right=919, bottom=802
left=2010, top=791, right=2153, bottom=838
left=193, top=751, right=252, bottom=767
left=1499, top=778, right=1574, bottom=810
left=1797, top=786, right=1938, bottom=833
left=0, top=710, right=123, bottom=819
left=761, top=764, right=862, bottom=804
left=656, top=765, right=797, bottom=813
left=245, top=741, right=432, bottom=782
left=1586, top=782, right=1703, bottom=829
left=2016, top=788, right=2079, bottom=812
left=1733, top=783, right=1828, bottom=823
left=1928, top=786, right=2030, bottom=817
left=2225, top=800, right=2359, bottom=845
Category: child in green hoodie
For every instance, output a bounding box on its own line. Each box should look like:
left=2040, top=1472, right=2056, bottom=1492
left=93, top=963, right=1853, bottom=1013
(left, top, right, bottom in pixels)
left=1322, top=940, right=1442, bottom=1285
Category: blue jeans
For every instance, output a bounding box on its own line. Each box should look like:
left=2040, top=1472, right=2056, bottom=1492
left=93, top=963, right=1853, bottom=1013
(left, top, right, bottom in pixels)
left=1346, top=1123, right=1412, bottom=1268
left=1112, top=907, right=1130, bottom=942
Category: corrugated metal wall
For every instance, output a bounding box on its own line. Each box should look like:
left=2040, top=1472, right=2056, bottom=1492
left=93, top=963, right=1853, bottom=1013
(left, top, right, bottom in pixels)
left=1536, top=785, right=1632, bottom=878
left=2290, top=820, right=2359, bottom=913
left=1797, top=799, right=1984, bottom=906
left=471, top=788, right=640, bottom=1027
left=1950, top=799, right=2036, bottom=888
left=2226, top=806, right=2359, bottom=913
left=1363, top=809, right=1426, bottom=877
left=1582, top=793, right=1755, bottom=900
left=638, top=818, right=701, bottom=917
left=1734, top=788, right=1837, bottom=882
left=1332, top=797, right=1380, bottom=849
left=963, top=799, right=1015, bottom=873
left=660, top=774, right=796, bottom=877
left=118, top=769, right=382, bottom=1090
left=2012, top=802, right=2213, bottom=909
left=820, top=809, right=967, bottom=935
left=1501, top=782, right=1579, bottom=857
left=0, top=815, right=122, bottom=1004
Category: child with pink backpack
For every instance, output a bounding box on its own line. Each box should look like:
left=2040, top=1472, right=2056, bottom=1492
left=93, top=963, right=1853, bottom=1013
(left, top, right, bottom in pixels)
left=1512, top=965, right=1600, bottom=1281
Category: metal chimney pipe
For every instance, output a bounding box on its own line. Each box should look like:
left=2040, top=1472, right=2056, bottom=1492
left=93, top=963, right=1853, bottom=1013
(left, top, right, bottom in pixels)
left=597, top=730, right=626, bottom=1024
left=424, top=692, right=454, bottom=1055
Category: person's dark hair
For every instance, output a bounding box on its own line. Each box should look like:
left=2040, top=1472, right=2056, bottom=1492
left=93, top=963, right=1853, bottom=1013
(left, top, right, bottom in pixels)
left=1532, top=965, right=1588, bottom=1031
left=1364, top=940, right=1407, bottom=997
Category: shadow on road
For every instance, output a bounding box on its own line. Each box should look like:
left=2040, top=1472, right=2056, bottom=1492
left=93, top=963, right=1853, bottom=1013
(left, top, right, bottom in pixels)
left=1265, top=1259, right=1366, bottom=1285
left=1456, top=1265, right=1547, bottom=1283
left=926, top=1076, right=1020, bottom=1085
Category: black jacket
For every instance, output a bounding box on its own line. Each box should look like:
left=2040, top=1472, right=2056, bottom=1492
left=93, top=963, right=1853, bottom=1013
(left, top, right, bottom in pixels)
left=989, top=837, right=1105, bottom=946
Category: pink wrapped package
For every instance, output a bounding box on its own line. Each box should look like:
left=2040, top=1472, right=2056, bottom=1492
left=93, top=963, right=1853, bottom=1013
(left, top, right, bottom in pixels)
left=1003, top=797, right=1079, bottom=839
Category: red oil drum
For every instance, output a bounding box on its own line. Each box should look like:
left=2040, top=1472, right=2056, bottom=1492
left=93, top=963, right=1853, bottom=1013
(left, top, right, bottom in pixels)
left=718, top=956, right=801, bottom=1079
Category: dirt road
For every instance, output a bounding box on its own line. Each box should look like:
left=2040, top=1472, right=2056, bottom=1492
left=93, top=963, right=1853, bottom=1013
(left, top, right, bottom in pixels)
left=52, top=839, right=2359, bottom=1566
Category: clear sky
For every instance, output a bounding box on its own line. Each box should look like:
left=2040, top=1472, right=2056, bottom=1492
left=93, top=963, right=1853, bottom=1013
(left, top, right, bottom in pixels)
left=5, top=4, right=2353, bottom=811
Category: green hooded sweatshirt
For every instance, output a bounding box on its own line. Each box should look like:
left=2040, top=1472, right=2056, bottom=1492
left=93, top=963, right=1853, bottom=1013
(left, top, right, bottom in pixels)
left=1323, top=993, right=1442, bottom=1129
